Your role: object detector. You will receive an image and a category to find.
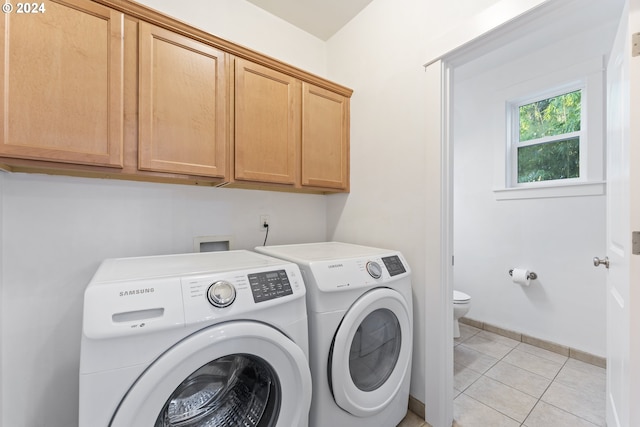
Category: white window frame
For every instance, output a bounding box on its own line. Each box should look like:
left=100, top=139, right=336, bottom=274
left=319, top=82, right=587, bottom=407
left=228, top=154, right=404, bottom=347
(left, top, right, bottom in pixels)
left=507, top=82, right=586, bottom=187
left=494, top=57, right=605, bottom=200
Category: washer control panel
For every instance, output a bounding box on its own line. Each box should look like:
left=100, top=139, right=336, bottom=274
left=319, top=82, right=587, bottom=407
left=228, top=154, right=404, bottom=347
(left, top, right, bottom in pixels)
left=248, top=270, right=293, bottom=303
left=180, top=264, right=303, bottom=325
left=83, top=251, right=305, bottom=338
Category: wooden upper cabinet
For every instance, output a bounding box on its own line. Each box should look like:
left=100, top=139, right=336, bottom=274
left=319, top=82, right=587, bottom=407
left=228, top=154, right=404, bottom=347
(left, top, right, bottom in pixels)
left=0, top=0, right=124, bottom=167
left=138, top=22, right=228, bottom=178
left=0, top=0, right=350, bottom=191
left=302, top=83, right=349, bottom=190
left=234, top=58, right=300, bottom=185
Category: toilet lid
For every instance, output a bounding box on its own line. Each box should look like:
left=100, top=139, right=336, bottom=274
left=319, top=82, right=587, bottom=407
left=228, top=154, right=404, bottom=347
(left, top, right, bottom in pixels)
left=453, top=290, right=470, bottom=303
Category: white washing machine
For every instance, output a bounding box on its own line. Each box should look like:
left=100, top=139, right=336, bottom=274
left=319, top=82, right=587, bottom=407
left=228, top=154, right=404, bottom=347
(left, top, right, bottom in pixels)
left=255, top=242, right=412, bottom=427
left=79, top=250, right=312, bottom=427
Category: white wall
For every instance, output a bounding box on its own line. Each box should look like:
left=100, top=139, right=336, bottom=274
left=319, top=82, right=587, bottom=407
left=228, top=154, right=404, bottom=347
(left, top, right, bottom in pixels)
left=324, top=0, right=506, bottom=411
left=134, top=0, right=327, bottom=76
left=1, top=174, right=326, bottom=427
left=452, top=21, right=616, bottom=357
left=0, top=2, right=329, bottom=426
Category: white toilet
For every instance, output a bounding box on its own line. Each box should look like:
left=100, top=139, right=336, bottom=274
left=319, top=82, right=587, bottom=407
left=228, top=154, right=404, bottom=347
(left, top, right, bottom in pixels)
left=453, top=290, right=471, bottom=338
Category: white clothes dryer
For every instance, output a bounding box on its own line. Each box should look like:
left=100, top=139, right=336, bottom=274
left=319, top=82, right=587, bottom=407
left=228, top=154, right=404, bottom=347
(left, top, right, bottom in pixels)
left=79, top=250, right=311, bottom=427
left=255, top=242, right=412, bottom=427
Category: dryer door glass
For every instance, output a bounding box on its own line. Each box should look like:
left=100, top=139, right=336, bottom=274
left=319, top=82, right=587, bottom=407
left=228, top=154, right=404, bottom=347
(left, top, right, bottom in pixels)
left=155, top=354, right=280, bottom=427
left=329, top=287, right=411, bottom=417
left=348, top=308, right=401, bottom=391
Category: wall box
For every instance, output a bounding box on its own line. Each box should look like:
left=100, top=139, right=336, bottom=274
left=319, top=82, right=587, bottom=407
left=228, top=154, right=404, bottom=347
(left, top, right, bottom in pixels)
left=193, top=236, right=233, bottom=253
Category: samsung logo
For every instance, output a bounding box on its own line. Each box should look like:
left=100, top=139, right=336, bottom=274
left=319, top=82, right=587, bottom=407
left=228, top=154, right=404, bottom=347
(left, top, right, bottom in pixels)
left=328, top=264, right=344, bottom=269
left=119, top=288, right=155, bottom=297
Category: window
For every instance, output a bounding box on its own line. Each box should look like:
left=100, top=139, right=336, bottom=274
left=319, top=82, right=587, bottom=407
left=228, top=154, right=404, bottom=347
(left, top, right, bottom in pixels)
left=508, top=85, right=584, bottom=186
left=494, top=57, right=605, bottom=200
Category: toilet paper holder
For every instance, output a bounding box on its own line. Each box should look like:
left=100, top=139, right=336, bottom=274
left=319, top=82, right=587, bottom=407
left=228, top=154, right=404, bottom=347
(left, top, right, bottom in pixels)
left=509, top=269, right=537, bottom=280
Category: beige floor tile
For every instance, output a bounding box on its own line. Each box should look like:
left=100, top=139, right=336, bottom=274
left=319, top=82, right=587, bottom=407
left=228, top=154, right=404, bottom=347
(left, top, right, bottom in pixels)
left=397, top=410, right=427, bottom=427
left=454, top=344, right=499, bottom=374
left=541, top=381, right=606, bottom=426
left=515, top=342, right=569, bottom=364
left=456, top=324, right=482, bottom=343
left=554, top=358, right=606, bottom=395
left=476, top=330, right=521, bottom=348
left=454, top=362, right=483, bottom=393
left=460, top=334, right=515, bottom=360
left=484, top=360, right=552, bottom=398
left=563, top=358, right=606, bottom=376
left=523, top=401, right=599, bottom=427
left=522, top=335, right=569, bottom=358
left=465, top=376, right=538, bottom=422
left=453, top=393, right=520, bottom=427
left=570, top=348, right=606, bottom=368
left=453, top=327, right=606, bottom=426
left=502, top=348, right=564, bottom=379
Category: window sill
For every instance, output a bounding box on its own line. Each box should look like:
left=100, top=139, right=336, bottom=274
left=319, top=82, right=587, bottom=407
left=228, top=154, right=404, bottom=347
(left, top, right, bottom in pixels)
left=494, top=181, right=605, bottom=200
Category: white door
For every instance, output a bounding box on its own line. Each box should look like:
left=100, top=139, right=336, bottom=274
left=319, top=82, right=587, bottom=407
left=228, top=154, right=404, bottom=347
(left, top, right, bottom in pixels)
left=605, top=1, right=640, bottom=425
left=330, top=288, right=412, bottom=417
left=111, top=321, right=312, bottom=427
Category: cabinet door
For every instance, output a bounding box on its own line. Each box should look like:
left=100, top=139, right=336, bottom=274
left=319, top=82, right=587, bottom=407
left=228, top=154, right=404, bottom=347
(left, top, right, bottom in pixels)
left=301, top=83, right=349, bottom=190
left=138, top=22, right=228, bottom=178
left=235, top=58, right=299, bottom=184
left=0, top=0, right=124, bottom=167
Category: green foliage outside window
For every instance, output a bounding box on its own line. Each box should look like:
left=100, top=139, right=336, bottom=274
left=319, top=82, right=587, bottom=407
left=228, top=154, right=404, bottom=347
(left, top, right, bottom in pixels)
left=517, top=90, right=581, bottom=183
left=518, top=138, right=580, bottom=182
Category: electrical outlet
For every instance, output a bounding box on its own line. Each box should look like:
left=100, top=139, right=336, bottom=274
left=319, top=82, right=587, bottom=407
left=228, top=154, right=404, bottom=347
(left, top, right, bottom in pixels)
left=259, top=214, right=270, bottom=231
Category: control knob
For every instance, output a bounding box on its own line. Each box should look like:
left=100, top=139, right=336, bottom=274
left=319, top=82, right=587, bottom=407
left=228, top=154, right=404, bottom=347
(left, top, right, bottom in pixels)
left=207, top=281, right=236, bottom=308
left=366, top=261, right=383, bottom=279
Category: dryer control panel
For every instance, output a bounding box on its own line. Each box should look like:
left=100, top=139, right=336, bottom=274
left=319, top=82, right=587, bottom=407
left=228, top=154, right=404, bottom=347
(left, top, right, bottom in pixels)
left=306, top=252, right=410, bottom=293
left=381, top=255, right=407, bottom=276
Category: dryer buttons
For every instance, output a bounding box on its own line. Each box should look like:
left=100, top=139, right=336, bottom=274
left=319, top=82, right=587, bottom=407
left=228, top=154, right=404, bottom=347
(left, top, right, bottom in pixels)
left=207, top=281, right=236, bottom=308
left=366, top=261, right=383, bottom=279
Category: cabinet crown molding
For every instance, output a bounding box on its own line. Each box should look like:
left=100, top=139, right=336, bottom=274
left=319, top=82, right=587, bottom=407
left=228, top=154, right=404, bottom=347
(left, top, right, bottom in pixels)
left=91, top=0, right=353, bottom=97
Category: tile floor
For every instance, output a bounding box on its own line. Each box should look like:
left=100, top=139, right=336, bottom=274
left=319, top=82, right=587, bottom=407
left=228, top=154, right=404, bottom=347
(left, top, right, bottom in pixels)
left=397, top=323, right=606, bottom=427
left=453, top=323, right=606, bottom=426
left=398, top=409, right=430, bottom=427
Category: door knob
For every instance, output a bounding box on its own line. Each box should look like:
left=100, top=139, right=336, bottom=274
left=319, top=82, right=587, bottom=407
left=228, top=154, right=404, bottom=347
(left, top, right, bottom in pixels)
left=593, top=256, right=609, bottom=269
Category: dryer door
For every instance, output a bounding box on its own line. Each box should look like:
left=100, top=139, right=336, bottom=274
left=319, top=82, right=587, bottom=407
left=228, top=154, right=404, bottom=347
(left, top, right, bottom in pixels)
left=330, top=288, right=412, bottom=417
left=110, top=321, right=311, bottom=427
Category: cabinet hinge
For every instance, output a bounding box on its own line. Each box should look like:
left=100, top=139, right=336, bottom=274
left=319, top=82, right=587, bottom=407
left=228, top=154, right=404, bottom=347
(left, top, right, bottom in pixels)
left=633, top=33, right=640, bottom=57
left=633, top=231, right=640, bottom=255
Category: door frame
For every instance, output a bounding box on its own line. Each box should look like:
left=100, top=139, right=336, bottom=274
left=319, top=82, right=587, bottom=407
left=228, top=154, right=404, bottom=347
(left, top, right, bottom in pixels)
left=626, top=1, right=640, bottom=424
left=423, top=59, right=454, bottom=427
left=423, top=1, right=634, bottom=426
